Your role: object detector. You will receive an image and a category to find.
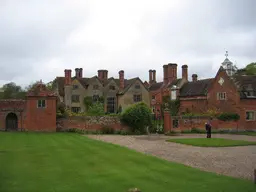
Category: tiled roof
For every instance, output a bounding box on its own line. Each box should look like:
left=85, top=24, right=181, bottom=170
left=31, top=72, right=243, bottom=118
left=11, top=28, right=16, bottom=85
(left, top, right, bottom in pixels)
left=55, top=76, right=146, bottom=96
left=149, top=82, right=163, bottom=91
left=119, top=77, right=141, bottom=94
left=232, top=75, right=256, bottom=98
left=167, top=78, right=182, bottom=88
left=0, top=99, right=26, bottom=110
left=179, top=78, right=214, bottom=97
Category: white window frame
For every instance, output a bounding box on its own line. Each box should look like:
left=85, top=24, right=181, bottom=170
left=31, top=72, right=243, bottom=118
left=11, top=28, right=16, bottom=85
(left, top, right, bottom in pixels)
left=217, top=92, right=227, bottom=100
left=37, top=100, right=46, bottom=108
left=245, top=111, right=255, bottom=121
left=171, top=90, right=176, bottom=100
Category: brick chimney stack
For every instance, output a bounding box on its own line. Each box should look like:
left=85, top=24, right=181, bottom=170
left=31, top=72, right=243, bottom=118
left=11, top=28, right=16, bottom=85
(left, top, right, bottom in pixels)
left=78, top=68, right=83, bottom=78
left=168, top=63, right=177, bottom=83
left=75, top=68, right=79, bottom=78
left=103, top=70, right=108, bottom=80
left=152, top=70, right=156, bottom=82
left=119, top=70, right=124, bottom=90
left=163, top=65, right=168, bottom=84
left=182, top=65, right=188, bottom=81
left=64, top=69, right=72, bottom=85
left=192, top=74, right=198, bottom=82
left=98, top=70, right=108, bottom=81
left=149, top=70, right=153, bottom=83
left=98, top=70, right=103, bottom=80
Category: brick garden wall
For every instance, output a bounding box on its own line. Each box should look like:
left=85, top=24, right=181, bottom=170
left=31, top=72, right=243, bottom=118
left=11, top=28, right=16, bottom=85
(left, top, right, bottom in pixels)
left=57, top=115, right=129, bottom=132
left=164, top=111, right=244, bottom=132
left=172, top=117, right=239, bottom=131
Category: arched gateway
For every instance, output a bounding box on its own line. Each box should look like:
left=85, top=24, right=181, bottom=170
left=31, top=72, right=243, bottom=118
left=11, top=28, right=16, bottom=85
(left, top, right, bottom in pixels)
left=5, top=113, right=18, bottom=131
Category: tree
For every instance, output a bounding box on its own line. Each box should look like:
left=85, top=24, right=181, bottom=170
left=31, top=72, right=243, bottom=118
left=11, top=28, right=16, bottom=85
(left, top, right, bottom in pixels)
left=0, top=82, right=26, bottom=99
left=236, top=62, right=256, bottom=75
left=25, top=80, right=53, bottom=91
left=121, top=102, right=152, bottom=134
left=87, top=102, right=105, bottom=115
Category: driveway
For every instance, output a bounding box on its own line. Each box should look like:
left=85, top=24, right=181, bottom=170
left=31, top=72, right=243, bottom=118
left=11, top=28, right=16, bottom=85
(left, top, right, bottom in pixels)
left=88, top=134, right=256, bottom=181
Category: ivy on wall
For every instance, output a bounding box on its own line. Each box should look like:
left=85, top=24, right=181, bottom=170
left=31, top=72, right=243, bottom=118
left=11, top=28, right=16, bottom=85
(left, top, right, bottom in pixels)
left=161, top=96, right=180, bottom=116
left=83, top=96, right=104, bottom=111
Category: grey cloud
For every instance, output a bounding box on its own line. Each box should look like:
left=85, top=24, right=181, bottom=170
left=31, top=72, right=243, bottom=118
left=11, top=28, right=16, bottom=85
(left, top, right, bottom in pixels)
left=0, top=0, right=256, bottom=86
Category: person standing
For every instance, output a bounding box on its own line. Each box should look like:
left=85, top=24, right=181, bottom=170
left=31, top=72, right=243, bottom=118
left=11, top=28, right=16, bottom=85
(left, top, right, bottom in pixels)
left=205, top=121, right=212, bottom=138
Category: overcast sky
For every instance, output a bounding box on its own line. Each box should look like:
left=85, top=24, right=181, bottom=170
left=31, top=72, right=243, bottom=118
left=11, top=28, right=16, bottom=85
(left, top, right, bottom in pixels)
left=1, top=0, right=256, bottom=87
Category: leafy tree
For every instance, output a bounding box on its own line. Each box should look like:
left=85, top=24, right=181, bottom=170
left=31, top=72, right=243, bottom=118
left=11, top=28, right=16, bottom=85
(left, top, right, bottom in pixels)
left=121, top=102, right=152, bottom=134
left=236, top=62, right=256, bottom=75
left=0, top=82, right=26, bottom=99
left=25, top=80, right=53, bottom=91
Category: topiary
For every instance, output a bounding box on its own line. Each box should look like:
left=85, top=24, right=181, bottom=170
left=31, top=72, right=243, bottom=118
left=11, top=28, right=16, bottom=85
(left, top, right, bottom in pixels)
left=121, top=102, right=152, bottom=134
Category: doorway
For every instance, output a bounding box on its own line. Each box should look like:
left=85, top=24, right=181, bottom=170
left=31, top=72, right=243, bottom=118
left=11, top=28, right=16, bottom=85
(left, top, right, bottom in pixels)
left=5, top=113, right=18, bottom=131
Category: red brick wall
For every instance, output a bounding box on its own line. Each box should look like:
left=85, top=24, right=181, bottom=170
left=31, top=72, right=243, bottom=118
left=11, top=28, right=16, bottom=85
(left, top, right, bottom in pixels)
left=58, top=116, right=129, bottom=132
left=166, top=116, right=241, bottom=132
left=0, top=111, right=25, bottom=131
left=238, top=99, right=256, bottom=130
left=25, top=97, right=57, bottom=131
left=207, top=70, right=240, bottom=113
left=178, top=69, right=256, bottom=130
left=179, top=97, right=208, bottom=114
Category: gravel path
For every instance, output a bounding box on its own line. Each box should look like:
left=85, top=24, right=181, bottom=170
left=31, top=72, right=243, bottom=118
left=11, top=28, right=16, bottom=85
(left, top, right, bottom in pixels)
left=88, top=134, right=256, bottom=181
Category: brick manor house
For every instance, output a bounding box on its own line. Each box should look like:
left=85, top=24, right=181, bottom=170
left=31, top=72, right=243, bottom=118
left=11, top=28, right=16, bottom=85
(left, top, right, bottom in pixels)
left=148, top=55, right=256, bottom=130
left=52, top=69, right=150, bottom=113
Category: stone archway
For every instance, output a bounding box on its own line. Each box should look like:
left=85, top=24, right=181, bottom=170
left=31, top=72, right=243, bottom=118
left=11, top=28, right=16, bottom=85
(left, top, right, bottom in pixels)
left=5, top=113, right=18, bottom=131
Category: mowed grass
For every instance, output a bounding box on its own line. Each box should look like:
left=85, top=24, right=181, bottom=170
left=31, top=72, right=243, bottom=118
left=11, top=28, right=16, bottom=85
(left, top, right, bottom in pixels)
left=0, top=133, right=255, bottom=192
left=229, top=132, right=256, bottom=136
left=167, top=138, right=256, bottom=147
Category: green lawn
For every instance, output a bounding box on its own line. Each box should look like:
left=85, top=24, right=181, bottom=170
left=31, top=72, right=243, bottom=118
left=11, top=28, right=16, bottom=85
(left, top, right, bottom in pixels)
left=229, top=132, right=256, bottom=136
left=167, top=138, right=256, bottom=147
left=0, top=133, right=255, bottom=192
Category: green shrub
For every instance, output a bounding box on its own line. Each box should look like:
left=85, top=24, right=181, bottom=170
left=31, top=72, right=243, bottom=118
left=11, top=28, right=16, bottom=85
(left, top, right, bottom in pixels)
left=217, top=113, right=240, bottom=121
left=87, top=102, right=105, bottom=115
left=121, top=102, right=152, bottom=134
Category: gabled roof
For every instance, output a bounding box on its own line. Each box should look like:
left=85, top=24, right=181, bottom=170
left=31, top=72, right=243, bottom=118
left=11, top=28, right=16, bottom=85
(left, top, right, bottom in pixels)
left=54, top=75, right=147, bottom=96
left=179, top=78, right=214, bottom=97
left=119, top=77, right=147, bottom=94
